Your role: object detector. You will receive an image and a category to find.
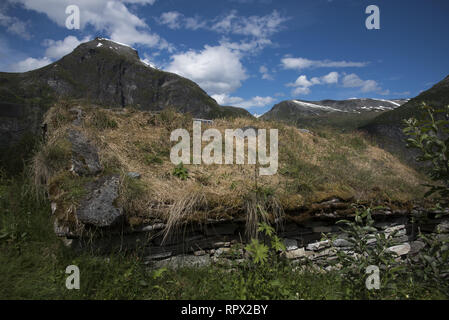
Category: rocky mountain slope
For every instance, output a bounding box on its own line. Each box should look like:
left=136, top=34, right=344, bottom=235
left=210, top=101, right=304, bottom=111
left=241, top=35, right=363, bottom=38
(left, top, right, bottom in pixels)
left=0, top=37, right=250, bottom=154
left=362, top=74, right=449, bottom=163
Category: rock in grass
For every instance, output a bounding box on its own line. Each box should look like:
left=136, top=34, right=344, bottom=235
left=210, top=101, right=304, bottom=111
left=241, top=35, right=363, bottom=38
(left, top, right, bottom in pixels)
left=387, top=243, right=411, bottom=256
left=127, top=172, right=141, bottom=179
left=151, top=255, right=211, bottom=269
left=437, top=220, right=449, bottom=233
left=409, top=240, right=425, bottom=255
left=284, top=248, right=311, bottom=259
left=306, top=240, right=330, bottom=251
left=76, top=175, right=123, bottom=227
left=68, top=129, right=103, bottom=176
left=332, top=238, right=352, bottom=247
left=283, top=238, right=299, bottom=251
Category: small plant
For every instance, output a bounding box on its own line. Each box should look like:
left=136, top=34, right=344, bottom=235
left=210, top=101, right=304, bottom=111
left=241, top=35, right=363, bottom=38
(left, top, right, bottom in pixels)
left=245, top=222, right=286, bottom=266
left=245, top=239, right=269, bottom=265
left=172, top=163, right=189, bottom=180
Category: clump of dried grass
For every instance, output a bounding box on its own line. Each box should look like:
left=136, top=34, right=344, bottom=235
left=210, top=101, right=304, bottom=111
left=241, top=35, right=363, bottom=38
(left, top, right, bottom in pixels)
left=244, top=188, right=284, bottom=240
left=31, top=135, right=72, bottom=191
left=118, top=172, right=151, bottom=218
left=161, top=191, right=208, bottom=244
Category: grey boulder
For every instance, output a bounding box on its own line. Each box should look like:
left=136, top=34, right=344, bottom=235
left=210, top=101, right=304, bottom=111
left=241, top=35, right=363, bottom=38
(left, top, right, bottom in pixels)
left=76, top=175, right=123, bottom=227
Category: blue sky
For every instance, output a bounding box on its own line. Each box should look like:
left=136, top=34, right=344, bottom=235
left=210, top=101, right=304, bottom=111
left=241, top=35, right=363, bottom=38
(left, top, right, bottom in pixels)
left=1, top=0, right=448, bottom=115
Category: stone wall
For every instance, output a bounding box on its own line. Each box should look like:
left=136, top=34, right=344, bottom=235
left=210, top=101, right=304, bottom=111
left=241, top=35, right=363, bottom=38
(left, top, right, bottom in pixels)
left=62, top=204, right=449, bottom=269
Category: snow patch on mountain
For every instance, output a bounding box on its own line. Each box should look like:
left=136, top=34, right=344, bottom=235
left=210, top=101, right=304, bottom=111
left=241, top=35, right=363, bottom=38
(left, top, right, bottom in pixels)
left=292, top=100, right=343, bottom=112
left=96, top=38, right=136, bottom=51
left=375, top=99, right=401, bottom=107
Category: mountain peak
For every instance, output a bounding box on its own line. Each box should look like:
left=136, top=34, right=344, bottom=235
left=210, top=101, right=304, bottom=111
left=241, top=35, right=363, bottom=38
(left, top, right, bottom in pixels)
left=70, top=37, right=141, bottom=63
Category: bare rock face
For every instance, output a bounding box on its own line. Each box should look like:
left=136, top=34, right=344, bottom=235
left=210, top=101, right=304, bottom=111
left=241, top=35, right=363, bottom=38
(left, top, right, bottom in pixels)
left=76, top=175, right=123, bottom=227
left=67, top=129, right=103, bottom=176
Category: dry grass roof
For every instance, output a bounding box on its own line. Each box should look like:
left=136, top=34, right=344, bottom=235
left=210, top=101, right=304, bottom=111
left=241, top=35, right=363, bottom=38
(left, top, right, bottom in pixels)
left=38, top=102, right=429, bottom=230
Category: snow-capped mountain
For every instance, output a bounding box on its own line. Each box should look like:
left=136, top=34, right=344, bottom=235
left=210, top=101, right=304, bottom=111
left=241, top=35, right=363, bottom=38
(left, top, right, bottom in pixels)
left=262, top=98, right=409, bottom=121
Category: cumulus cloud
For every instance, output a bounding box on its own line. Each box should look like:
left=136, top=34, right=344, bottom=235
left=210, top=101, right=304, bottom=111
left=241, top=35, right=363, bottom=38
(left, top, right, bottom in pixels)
left=43, top=35, right=91, bottom=59
left=9, top=0, right=170, bottom=50
left=9, top=57, right=52, bottom=72
left=212, top=94, right=275, bottom=109
left=166, top=45, right=247, bottom=95
left=291, top=87, right=311, bottom=96
left=287, top=71, right=381, bottom=96
left=158, top=9, right=288, bottom=93
left=287, top=72, right=339, bottom=96
left=341, top=73, right=380, bottom=92
left=321, top=71, right=339, bottom=84
left=281, top=56, right=368, bottom=71
left=6, top=35, right=93, bottom=72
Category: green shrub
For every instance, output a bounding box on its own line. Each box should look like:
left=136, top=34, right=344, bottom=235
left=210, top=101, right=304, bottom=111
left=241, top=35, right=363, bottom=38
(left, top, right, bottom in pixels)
left=409, top=232, right=449, bottom=296
left=403, top=103, right=449, bottom=205
left=245, top=222, right=286, bottom=266
left=326, top=207, right=406, bottom=299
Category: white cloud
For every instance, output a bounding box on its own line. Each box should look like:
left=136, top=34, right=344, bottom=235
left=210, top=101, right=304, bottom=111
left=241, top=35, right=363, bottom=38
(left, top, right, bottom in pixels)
left=141, top=52, right=158, bottom=68
left=321, top=71, right=339, bottom=84
left=9, top=57, right=52, bottom=72
left=287, top=71, right=381, bottom=96
left=158, top=11, right=207, bottom=31
left=341, top=73, right=380, bottom=92
left=157, top=9, right=287, bottom=52
left=219, top=37, right=273, bottom=53
left=212, top=94, right=275, bottom=109
left=259, top=65, right=273, bottom=80
left=159, top=11, right=182, bottom=29
left=43, top=35, right=91, bottom=59
left=211, top=10, right=287, bottom=38
left=9, top=0, right=170, bottom=50
left=287, top=72, right=340, bottom=96
left=0, top=10, right=30, bottom=39
left=281, top=56, right=368, bottom=71
left=184, top=16, right=206, bottom=30
left=166, top=45, right=247, bottom=95
left=291, top=87, right=311, bottom=96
